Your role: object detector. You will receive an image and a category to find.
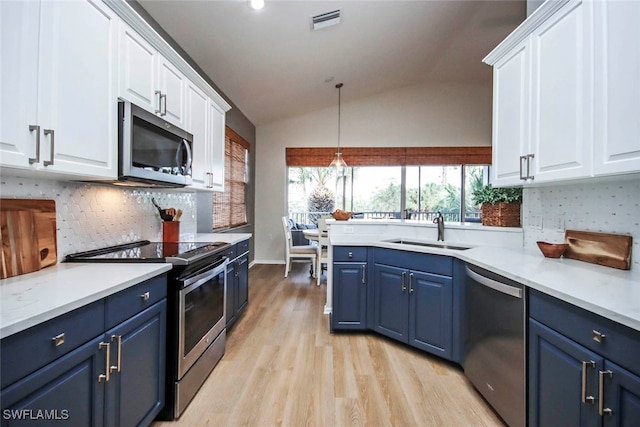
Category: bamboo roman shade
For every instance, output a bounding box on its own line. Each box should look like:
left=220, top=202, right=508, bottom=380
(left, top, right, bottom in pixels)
left=213, top=127, right=249, bottom=230
left=286, top=146, right=492, bottom=167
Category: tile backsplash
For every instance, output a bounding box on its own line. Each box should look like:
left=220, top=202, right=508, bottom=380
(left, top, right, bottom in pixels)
left=523, top=178, right=640, bottom=271
left=0, top=176, right=197, bottom=258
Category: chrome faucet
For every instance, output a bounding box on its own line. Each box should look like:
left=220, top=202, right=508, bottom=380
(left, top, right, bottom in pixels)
left=433, top=211, right=445, bottom=241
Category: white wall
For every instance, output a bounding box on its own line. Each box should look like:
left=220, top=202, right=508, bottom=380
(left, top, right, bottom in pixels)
left=254, top=81, right=493, bottom=263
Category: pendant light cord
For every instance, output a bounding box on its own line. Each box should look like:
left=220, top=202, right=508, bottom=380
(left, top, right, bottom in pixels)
left=336, top=83, right=343, bottom=155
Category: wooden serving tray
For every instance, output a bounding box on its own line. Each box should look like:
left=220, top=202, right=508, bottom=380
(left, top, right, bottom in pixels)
left=564, top=230, right=632, bottom=270
left=1, top=199, right=57, bottom=279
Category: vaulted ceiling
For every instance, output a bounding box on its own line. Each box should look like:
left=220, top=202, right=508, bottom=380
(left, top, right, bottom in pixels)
left=138, top=0, right=526, bottom=126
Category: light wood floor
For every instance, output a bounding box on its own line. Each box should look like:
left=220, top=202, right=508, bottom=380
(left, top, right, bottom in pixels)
left=153, top=263, right=505, bottom=426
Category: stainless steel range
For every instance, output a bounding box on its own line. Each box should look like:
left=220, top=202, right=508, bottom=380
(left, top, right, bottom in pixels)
left=65, top=240, right=231, bottom=419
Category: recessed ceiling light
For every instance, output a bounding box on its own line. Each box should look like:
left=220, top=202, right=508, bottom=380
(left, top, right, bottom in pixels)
left=249, top=0, right=264, bottom=10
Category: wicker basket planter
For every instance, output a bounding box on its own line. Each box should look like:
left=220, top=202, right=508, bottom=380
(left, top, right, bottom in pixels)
left=481, top=202, right=521, bottom=227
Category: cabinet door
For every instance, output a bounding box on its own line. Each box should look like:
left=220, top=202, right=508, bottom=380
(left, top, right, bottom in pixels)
left=186, top=81, right=212, bottom=188
left=118, top=22, right=158, bottom=113
left=209, top=101, right=226, bottom=192
left=372, top=264, right=408, bottom=342
left=37, top=0, right=117, bottom=178
left=0, top=0, right=40, bottom=169
left=408, top=271, right=452, bottom=359
left=0, top=336, right=106, bottom=427
left=530, top=0, right=593, bottom=182
left=157, top=57, right=186, bottom=128
left=593, top=0, right=640, bottom=176
left=491, top=40, right=531, bottom=187
left=225, top=262, right=237, bottom=327
left=332, top=262, right=367, bottom=330
left=603, top=361, right=640, bottom=427
left=236, top=254, right=250, bottom=316
left=529, top=319, right=602, bottom=427
left=105, top=300, right=166, bottom=427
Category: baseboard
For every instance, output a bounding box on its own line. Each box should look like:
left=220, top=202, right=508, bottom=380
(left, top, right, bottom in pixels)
left=252, top=259, right=285, bottom=265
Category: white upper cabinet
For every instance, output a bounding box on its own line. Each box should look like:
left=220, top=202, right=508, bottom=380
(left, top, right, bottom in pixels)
left=593, top=0, right=640, bottom=176
left=0, top=0, right=118, bottom=179
left=118, top=22, right=186, bottom=129
left=530, top=0, right=593, bottom=182
left=491, top=41, right=531, bottom=186
left=486, top=0, right=593, bottom=187
left=209, top=101, right=226, bottom=193
left=186, top=81, right=211, bottom=189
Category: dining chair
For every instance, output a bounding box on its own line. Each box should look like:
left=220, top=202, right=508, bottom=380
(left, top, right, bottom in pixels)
left=282, top=216, right=317, bottom=278
left=316, top=216, right=330, bottom=286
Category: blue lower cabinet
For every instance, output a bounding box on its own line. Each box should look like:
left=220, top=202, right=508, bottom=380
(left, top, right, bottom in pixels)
left=603, top=361, right=640, bottom=427
left=408, top=271, right=452, bottom=359
left=105, top=300, right=166, bottom=427
left=529, top=289, right=640, bottom=427
left=226, top=240, right=250, bottom=329
left=529, top=319, right=602, bottom=427
left=331, top=262, right=367, bottom=330
left=372, top=262, right=453, bottom=359
left=0, top=275, right=168, bottom=427
left=0, top=336, right=106, bottom=427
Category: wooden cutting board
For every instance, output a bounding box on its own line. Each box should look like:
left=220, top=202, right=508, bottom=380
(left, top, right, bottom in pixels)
left=564, top=230, right=632, bottom=270
left=1, top=199, right=57, bottom=279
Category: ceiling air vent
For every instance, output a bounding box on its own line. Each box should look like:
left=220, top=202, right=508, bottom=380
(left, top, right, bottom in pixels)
left=311, top=9, right=341, bottom=31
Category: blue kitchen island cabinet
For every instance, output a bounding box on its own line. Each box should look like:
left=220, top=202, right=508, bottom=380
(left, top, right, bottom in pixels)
left=0, top=275, right=167, bottom=427
left=331, top=247, right=368, bottom=331
left=371, top=249, right=454, bottom=361
left=529, top=289, right=640, bottom=427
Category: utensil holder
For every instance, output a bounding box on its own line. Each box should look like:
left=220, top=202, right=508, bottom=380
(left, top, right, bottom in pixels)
left=162, top=221, right=180, bottom=242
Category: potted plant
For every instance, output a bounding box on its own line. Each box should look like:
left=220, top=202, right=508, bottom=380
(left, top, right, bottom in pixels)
left=471, top=185, right=523, bottom=227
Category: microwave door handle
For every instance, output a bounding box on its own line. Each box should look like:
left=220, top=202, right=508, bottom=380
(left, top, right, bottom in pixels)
left=175, top=139, right=192, bottom=176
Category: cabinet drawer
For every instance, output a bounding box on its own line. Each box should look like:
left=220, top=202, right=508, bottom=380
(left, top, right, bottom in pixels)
left=105, top=275, right=167, bottom=329
left=334, top=247, right=367, bottom=262
left=0, top=301, right=104, bottom=389
left=530, top=289, right=640, bottom=375
left=373, top=248, right=453, bottom=277
left=236, top=239, right=250, bottom=255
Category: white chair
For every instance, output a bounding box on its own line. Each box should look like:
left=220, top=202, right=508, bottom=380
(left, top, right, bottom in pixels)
left=316, top=216, right=330, bottom=286
left=282, top=216, right=317, bottom=278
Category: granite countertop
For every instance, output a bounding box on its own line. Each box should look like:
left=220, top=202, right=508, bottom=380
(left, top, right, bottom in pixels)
left=0, top=233, right=252, bottom=339
left=331, top=235, right=640, bottom=332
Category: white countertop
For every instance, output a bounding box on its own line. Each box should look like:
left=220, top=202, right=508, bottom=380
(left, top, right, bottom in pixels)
left=0, top=263, right=171, bottom=339
left=0, top=233, right=252, bottom=339
left=331, top=235, right=640, bottom=332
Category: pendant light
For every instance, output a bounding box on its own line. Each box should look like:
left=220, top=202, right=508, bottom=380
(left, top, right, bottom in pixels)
left=329, top=83, right=348, bottom=169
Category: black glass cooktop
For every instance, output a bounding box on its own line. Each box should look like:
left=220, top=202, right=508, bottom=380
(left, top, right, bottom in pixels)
left=64, top=240, right=230, bottom=265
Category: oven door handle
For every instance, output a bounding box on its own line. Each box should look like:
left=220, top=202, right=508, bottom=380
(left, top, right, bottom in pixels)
left=180, top=259, right=228, bottom=289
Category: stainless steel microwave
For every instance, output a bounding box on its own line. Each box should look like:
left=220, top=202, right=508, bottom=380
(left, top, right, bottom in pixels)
left=118, top=99, right=193, bottom=187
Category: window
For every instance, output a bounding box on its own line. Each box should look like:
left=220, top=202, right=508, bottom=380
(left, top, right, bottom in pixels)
left=286, top=146, right=491, bottom=225
left=213, top=128, right=249, bottom=229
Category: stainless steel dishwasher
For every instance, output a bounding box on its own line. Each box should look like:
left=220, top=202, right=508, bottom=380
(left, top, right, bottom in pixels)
left=463, top=263, right=526, bottom=427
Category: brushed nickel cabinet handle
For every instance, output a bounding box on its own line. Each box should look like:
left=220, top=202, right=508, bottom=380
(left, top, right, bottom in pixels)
left=110, top=335, right=122, bottom=373
left=519, top=155, right=526, bottom=180
left=29, top=125, right=40, bottom=164
left=581, top=360, right=596, bottom=404
left=43, top=129, right=54, bottom=166
left=98, top=342, right=110, bottom=382
left=401, top=271, right=407, bottom=292
left=155, top=90, right=162, bottom=114
left=527, top=153, right=535, bottom=180
left=51, top=333, right=65, bottom=347
left=141, top=291, right=150, bottom=301
left=598, top=370, right=613, bottom=416
left=409, top=273, right=414, bottom=294
left=361, top=264, right=366, bottom=285
left=160, top=93, right=167, bottom=116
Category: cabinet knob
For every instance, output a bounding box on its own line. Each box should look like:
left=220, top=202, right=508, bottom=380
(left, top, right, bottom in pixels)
left=592, top=330, right=606, bottom=343
left=51, top=333, right=65, bottom=347
left=348, top=252, right=353, bottom=258
left=141, top=291, right=150, bottom=301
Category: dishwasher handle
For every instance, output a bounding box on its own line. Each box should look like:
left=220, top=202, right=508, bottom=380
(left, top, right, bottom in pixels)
left=465, top=266, right=523, bottom=299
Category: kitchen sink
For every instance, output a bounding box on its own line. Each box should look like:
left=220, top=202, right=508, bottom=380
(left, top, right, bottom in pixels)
left=385, top=239, right=471, bottom=251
